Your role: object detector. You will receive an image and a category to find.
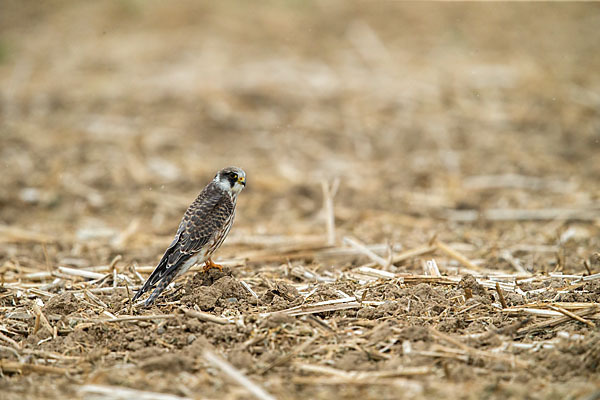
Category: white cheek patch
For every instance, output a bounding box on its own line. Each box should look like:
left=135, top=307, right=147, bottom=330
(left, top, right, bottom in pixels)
left=215, top=178, right=231, bottom=191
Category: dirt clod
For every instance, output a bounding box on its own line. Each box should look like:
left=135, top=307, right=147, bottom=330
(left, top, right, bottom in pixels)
left=43, top=292, right=80, bottom=316
left=140, top=354, right=194, bottom=373
left=181, top=268, right=250, bottom=310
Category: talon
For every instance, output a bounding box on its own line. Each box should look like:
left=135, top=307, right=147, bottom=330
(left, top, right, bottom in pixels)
left=203, top=258, right=223, bottom=272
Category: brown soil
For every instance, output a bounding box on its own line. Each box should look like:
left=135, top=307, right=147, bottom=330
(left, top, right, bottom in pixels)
left=1, top=2, right=600, bottom=400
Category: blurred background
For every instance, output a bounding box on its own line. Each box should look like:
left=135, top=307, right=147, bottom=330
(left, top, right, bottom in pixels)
left=1, top=1, right=599, bottom=271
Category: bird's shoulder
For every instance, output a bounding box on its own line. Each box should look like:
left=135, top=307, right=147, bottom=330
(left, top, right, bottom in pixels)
left=188, top=181, right=233, bottom=218
left=175, top=182, right=233, bottom=238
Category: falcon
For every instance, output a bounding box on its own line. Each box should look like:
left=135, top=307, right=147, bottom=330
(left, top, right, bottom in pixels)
left=133, top=166, right=246, bottom=306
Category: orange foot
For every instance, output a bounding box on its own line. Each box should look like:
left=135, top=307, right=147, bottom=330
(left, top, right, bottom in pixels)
left=203, top=258, right=223, bottom=273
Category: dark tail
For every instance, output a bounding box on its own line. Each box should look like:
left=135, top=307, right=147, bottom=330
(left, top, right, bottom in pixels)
left=143, top=272, right=177, bottom=306
left=132, top=241, right=189, bottom=306
left=132, top=245, right=179, bottom=304
left=131, top=282, right=150, bottom=302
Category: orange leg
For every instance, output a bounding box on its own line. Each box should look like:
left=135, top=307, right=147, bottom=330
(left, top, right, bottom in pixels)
left=203, top=258, right=223, bottom=272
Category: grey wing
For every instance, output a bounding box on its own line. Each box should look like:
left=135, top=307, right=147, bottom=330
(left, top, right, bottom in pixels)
left=179, top=193, right=234, bottom=254
left=133, top=183, right=234, bottom=301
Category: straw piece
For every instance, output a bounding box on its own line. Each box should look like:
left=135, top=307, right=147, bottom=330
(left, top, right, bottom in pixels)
left=496, top=282, right=507, bottom=308
left=423, top=259, right=441, bottom=277
left=32, top=303, right=55, bottom=338
left=429, top=328, right=528, bottom=368
left=517, top=306, right=599, bottom=336
left=583, top=272, right=600, bottom=281
left=23, top=271, right=53, bottom=280
left=240, top=280, right=260, bottom=300
left=179, top=307, right=231, bottom=325
left=296, top=363, right=431, bottom=379
left=78, top=384, right=191, bottom=400
left=57, top=266, right=105, bottom=280
left=318, top=243, right=403, bottom=260
left=259, top=336, right=318, bottom=374
left=321, top=179, right=339, bottom=246
left=0, top=360, right=72, bottom=375
left=203, top=348, right=276, bottom=400
left=356, top=266, right=396, bottom=279
left=548, top=305, right=596, bottom=328
left=435, top=240, right=483, bottom=271
left=391, top=244, right=437, bottom=264
left=0, top=225, right=54, bottom=243
left=502, top=308, right=563, bottom=317
left=0, top=331, right=20, bottom=350
left=400, top=275, right=460, bottom=285
left=263, top=297, right=361, bottom=317
left=500, top=251, right=528, bottom=274
left=84, top=290, right=108, bottom=309
left=463, top=174, right=577, bottom=193
left=344, top=236, right=389, bottom=268
left=100, top=315, right=176, bottom=323
left=446, top=208, right=600, bottom=222
left=108, top=255, right=122, bottom=272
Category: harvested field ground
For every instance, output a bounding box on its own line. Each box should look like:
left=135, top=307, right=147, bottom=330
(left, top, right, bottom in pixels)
left=1, top=2, right=600, bottom=399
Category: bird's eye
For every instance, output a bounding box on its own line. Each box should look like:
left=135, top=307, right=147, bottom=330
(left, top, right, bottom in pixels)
left=230, top=173, right=238, bottom=180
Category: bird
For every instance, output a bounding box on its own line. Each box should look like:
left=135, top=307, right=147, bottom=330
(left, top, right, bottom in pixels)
left=132, top=166, right=246, bottom=306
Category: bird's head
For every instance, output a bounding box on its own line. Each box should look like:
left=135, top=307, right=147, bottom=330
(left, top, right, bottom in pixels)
left=214, top=166, right=246, bottom=195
